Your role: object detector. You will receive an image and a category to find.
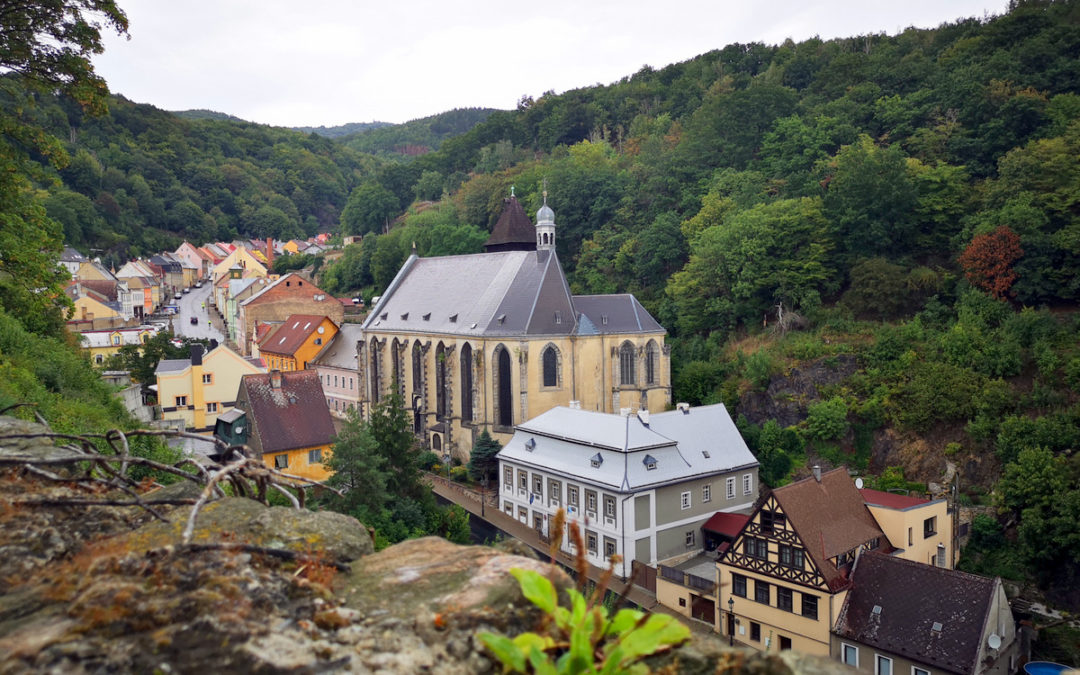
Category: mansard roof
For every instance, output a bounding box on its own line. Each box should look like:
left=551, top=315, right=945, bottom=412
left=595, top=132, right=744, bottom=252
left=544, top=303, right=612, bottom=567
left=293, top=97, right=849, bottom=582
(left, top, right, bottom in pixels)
left=835, top=553, right=1001, bottom=675
left=484, top=195, right=536, bottom=252
left=499, top=404, right=757, bottom=492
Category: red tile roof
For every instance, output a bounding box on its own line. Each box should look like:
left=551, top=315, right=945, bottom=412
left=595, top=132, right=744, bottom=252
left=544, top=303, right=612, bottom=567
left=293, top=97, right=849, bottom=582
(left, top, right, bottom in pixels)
left=260, top=314, right=336, bottom=357
left=236, top=369, right=334, bottom=455
left=703, top=512, right=749, bottom=537
left=860, top=487, right=930, bottom=510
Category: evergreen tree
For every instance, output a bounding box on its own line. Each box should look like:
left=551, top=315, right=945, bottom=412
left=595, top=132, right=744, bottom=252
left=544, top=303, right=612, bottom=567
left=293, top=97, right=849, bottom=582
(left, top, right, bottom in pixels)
left=467, top=430, right=502, bottom=483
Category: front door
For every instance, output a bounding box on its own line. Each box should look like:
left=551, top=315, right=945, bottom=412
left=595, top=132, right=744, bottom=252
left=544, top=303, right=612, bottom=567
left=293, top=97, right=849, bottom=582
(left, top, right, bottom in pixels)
left=726, top=612, right=735, bottom=639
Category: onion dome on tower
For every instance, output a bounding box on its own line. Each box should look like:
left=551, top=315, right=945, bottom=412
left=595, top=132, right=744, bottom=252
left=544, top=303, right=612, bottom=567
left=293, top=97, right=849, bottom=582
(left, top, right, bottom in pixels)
left=536, top=190, right=555, bottom=252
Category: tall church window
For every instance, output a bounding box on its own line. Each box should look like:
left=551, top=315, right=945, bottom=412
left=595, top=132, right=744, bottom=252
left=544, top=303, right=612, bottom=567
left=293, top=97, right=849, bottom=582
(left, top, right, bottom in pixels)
left=412, top=341, right=423, bottom=398
left=645, top=340, right=659, bottom=385
left=495, top=345, right=512, bottom=428
left=369, top=337, right=381, bottom=403
left=542, top=344, right=558, bottom=387
left=460, top=343, right=473, bottom=423
left=392, top=339, right=404, bottom=397
left=619, top=341, right=636, bottom=386
left=435, top=342, right=447, bottom=420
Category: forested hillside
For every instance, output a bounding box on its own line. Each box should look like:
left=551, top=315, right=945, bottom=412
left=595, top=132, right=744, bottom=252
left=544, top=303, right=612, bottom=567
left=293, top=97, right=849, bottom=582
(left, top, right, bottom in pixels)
left=5, top=0, right=1079, bottom=615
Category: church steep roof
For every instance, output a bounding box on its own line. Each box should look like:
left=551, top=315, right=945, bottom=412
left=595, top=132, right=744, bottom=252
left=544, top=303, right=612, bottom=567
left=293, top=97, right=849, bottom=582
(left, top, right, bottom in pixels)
left=484, top=195, right=536, bottom=252
left=573, top=294, right=665, bottom=335
left=364, top=250, right=578, bottom=338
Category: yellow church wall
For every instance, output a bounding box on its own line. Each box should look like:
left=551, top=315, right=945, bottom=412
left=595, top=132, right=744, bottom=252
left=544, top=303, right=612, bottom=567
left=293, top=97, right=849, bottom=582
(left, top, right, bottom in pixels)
left=362, top=329, right=670, bottom=462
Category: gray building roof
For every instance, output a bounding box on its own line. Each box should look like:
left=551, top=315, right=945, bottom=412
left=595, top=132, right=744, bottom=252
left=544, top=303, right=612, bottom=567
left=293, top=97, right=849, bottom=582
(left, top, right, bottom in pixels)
left=364, top=250, right=664, bottom=340
left=498, top=404, right=758, bottom=492
left=311, top=324, right=363, bottom=370
left=364, top=250, right=578, bottom=338
left=154, top=359, right=190, bottom=375
left=573, top=294, right=664, bottom=334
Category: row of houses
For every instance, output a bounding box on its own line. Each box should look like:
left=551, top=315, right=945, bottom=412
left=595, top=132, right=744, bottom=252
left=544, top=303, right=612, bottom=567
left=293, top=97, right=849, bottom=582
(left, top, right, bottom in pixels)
left=494, top=407, right=1020, bottom=675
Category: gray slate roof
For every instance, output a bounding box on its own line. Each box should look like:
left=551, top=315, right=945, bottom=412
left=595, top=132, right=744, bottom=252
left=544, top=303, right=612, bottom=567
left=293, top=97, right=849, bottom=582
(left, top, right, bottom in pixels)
left=311, top=324, right=363, bottom=369
left=498, top=404, right=758, bottom=492
left=154, top=359, right=190, bottom=375
left=835, top=553, right=1001, bottom=675
left=364, top=251, right=664, bottom=339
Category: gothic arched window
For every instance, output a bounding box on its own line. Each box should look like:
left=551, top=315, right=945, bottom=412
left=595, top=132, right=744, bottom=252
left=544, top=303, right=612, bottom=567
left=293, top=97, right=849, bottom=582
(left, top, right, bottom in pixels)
left=645, top=340, right=660, bottom=386
left=494, top=345, right=512, bottom=428
left=542, top=344, right=559, bottom=388
left=619, top=341, right=636, bottom=386
left=460, top=343, right=473, bottom=423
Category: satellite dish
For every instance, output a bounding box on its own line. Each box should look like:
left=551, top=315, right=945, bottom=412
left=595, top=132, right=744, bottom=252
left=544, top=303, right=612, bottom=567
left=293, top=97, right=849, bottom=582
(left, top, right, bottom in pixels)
left=317, top=326, right=325, bottom=334
left=855, top=477, right=865, bottom=489
left=987, top=634, right=1002, bottom=650
left=235, top=426, right=244, bottom=434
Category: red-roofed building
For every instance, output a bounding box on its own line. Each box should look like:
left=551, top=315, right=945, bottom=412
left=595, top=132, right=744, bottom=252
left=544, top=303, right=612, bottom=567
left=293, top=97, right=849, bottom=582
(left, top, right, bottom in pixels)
left=222, top=369, right=334, bottom=481
left=257, top=314, right=339, bottom=372
left=860, top=488, right=953, bottom=569
left=703, top=511, right=750, bottom=552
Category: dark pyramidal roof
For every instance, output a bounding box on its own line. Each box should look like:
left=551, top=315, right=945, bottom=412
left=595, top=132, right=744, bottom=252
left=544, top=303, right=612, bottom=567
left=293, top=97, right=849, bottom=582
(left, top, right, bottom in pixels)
left=484, top=195, right=535, bottom=252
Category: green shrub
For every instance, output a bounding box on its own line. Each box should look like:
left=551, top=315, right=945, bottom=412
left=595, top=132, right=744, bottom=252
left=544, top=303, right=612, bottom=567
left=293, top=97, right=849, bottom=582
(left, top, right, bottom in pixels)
left=744, top=350, right=774, bottom=391
left=449, top=465, right=469, bottom=482
left=1065, top=357, right=1080, bottom=391
left=806, top=397, right=849, bottom=441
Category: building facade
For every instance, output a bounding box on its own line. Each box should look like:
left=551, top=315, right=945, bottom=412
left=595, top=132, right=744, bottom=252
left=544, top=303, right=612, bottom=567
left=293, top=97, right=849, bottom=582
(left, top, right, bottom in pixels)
left=832, top=553, right=1019, bottom=675
left=359, top=194, right=672, bottom=460
left=236, top=273, right=343, bottom=356
left=860, top=487, right=954, bottom=569
left=311, top=324, right=363, bottom=418
left=155, top=343, right=266, bottom=433
left=497, top=404, right=758, bottom=578
left=256, top=314, right=339, bottom=372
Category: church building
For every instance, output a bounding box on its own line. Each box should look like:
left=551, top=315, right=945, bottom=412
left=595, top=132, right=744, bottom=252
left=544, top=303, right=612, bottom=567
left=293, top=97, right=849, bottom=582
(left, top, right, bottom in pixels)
left=359, top=192, right=671, bottom=460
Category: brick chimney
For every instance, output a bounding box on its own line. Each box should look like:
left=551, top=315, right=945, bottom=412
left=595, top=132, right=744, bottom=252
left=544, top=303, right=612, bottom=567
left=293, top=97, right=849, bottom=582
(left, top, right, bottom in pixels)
left=266, top=237, right=274, bottom=268
left=270, top=369, right=282, bottom=390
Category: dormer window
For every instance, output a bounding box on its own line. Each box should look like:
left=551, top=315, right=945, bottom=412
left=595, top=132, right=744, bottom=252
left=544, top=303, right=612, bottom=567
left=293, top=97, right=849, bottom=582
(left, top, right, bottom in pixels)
left=449, top=314, right=457, bottom=323
left=524, top=438, right=536, bottom=452
left=497, top=314, right=506, bottom=324
left=590, top=453, right=603, bottom=468
left=380, top=312, right=388, bottom=320
left=423, top=313, right=431, bottom=321
left=643, top=454, right=657, bottom=470
left=401, top=313, right=408, bottom=320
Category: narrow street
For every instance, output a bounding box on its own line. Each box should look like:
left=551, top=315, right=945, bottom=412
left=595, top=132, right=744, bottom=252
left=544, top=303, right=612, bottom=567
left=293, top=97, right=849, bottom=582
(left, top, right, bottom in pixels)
left=172, top=283, right=225, bottom=343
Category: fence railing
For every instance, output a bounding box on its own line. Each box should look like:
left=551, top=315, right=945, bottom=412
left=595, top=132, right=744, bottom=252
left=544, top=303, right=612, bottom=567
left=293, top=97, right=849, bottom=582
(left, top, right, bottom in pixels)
left=657, top=564, right=716, bottom=595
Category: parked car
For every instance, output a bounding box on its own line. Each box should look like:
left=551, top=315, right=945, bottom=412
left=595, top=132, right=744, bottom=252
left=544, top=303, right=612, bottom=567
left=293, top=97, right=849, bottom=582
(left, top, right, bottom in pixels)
left=182, top=287, right=190, bottom=294
left=173, top=293, right=182, bottom=300
left=190, top=317, right=198, bottom=325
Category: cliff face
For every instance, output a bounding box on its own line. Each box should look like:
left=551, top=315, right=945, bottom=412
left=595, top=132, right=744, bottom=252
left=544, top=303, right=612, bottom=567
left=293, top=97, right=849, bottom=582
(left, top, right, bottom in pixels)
left=0, top=417, right=836, bottom=674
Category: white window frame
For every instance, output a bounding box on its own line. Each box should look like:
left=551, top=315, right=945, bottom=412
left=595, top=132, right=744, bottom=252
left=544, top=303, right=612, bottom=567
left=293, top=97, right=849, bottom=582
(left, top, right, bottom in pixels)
left=875, top=654, right=893, bottom=675
left=702, top=484, right=712, bottom=503
left=842, top=644, right=859, bottom=668
left=206, top=402, right=218, bottom=413
left=743, top=473, right=753, bottom=495
left=680, top=491, right=691, bottom=510
left=726, top=477, right=736, bottom=499
left=911, top=667, right=930, bottom=675
left=685, top=530, right=695, bottom=547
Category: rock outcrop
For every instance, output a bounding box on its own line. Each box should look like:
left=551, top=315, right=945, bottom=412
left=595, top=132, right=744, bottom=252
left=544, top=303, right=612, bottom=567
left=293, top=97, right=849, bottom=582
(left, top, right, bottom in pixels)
left=0, top=418, right=841, bottom=673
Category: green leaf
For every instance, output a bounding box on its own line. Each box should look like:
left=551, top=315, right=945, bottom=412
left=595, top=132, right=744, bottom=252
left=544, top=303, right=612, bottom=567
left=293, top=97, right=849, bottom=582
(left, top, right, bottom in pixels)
left=477, top=631, right=526, bottom=672
left=513, top=632, right=554, bottom=654
left=606, top=608, right=645, bottom=637
left=527, top=646, right=559, bottom=675
left=511, top=568, right=558, bottom=615
left=568, top=615, right=595, bottom=673
left=616, top=615, right=691, bottom=663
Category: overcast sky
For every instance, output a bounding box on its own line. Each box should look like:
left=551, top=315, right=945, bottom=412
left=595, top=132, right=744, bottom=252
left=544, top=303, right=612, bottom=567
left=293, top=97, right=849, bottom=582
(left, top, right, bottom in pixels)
left=92, top=0, right=1009, bottom=129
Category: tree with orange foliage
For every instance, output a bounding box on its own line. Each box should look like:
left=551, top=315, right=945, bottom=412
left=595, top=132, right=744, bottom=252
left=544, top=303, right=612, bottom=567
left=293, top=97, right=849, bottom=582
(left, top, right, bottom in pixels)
left=959, top=226, right=1024, bottom=299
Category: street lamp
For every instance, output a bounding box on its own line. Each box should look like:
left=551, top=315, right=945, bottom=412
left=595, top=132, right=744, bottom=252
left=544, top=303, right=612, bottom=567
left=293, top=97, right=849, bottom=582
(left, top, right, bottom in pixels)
left=728, top=597, right=735, bottom=646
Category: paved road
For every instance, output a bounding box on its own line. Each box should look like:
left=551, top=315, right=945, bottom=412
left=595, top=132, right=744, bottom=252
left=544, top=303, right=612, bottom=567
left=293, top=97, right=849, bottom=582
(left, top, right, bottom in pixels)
left=173, top=283, right=224, bottom=343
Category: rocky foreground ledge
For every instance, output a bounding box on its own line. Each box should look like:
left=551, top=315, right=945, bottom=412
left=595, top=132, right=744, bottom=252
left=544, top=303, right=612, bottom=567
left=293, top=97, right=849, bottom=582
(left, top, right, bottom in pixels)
left=0, top=418, right=839, bottom=673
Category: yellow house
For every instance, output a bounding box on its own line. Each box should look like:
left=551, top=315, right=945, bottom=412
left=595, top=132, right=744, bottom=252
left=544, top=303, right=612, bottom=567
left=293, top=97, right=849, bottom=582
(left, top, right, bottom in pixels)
left=74, top=260, right=114, bottom=282
left=716, top=467, right=892, bottom=656
left=78, top=326, right=158, bottom=364
left=69, top=290, right=122, bottom=324
left=257, top=314, right=339, bottom=372
left=210, top=246, right=267, bottom=285
left=229, top=369, right=335, bottom=481
left=359, top=193, right=671, bottom=461
left=155, top=343, right=266, bottom=433
left=859, top=487, right=954, bottom=569
left=282, top=240, right=302, bottom=255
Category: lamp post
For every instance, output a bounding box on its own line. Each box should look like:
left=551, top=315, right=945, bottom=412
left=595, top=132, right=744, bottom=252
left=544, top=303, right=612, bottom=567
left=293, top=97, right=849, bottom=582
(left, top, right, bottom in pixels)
left=728, top=597, right=735, bottom=646
left=481, top=474, right=488, bottom=517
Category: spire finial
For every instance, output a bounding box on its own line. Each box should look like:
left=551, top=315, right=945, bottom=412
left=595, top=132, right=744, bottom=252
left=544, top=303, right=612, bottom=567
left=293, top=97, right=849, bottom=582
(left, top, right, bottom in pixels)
left=542, top=177, right=548, bottom=205
left=510, top=185, right=515, bottom=197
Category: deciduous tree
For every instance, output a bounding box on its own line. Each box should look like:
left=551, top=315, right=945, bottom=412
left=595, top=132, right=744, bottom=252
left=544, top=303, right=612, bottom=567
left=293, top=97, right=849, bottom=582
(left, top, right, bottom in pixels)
left=958, top=225, right=1023, bottom=299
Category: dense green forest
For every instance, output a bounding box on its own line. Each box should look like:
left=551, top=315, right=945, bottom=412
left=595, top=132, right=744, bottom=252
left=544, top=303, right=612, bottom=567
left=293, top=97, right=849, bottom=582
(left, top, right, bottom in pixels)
left=2, top=0, right=1079, bottom=617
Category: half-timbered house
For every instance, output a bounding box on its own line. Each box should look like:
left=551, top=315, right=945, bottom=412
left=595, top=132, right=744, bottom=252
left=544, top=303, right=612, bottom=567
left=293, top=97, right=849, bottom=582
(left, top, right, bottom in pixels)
left=716, top=466, right=893, bottom=655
